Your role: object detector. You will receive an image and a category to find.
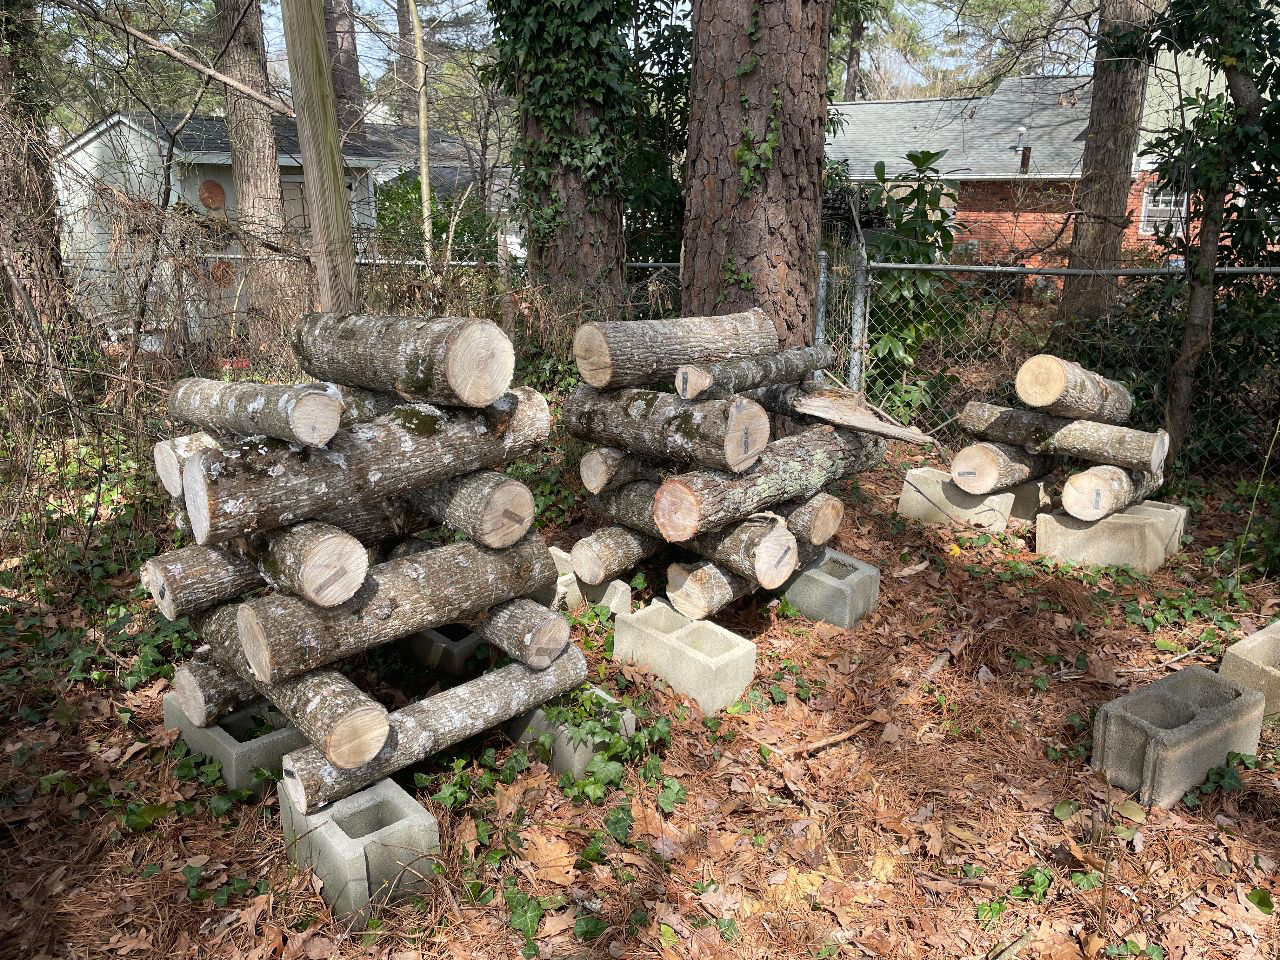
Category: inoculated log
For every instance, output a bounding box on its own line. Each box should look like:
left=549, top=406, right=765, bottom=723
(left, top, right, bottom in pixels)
left=296, top=314, right=515, bottom=408
left=169, top=378, right=342, bottom=447
left=326, top=499, right=415, bottom=543
left=237, top=535, right=557, bottom=683
left=1061, top=466, right=1163, bottom=522
left=335, top=384, right=401, bottom=427
left=746, top=383, right=933, bottom=444
left=774, top=493, right=844, bottom=545
left=675, top=345, right=835, bottom=400
left=405, top=470, right=534, bottom=549
left=949, top=441, right=1051, bottom=495
left=183, top=388, right=550, bottom=545
left=563, top=386, right=769, bottom=473
left=281, top=645, right=588, bottom=813
left=1015, top=354, right=1134, bottom=423
left=570, top=526, right=662, bottom=586
left=141, top=544, right=262, bottom=621
left=254, top=521, right=369, bottom=607
left=173, top=648, right=257, bottom=725
left=652, top=427, right=851, bottom=542
left=956, top=402, right=1168, bottom=474
left=154, top=433, right=219, bottom=497
left=579, top=447, right=658, bottom=495
left=480, top=598, right=571, bottom=670
left=572, top=308, right=779, bottom=389
left=588, top=480, right=664, bottom=538
left=666, top=560, right=751, bottom=620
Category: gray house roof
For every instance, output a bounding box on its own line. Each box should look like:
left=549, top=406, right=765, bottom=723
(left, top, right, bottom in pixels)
left=828, top=75, right=1093, bottom=181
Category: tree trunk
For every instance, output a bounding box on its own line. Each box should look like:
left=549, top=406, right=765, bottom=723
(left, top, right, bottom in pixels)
left=169, top=378, right=343, bottom=446
left=322, top=0, right=364, bottom=136
left=689, top=515, right=797, bottom=589
left=563, top=386, right=770, bottom=473
left=237, top=535, right=558, bottom=682
left=573, top=309, right=778, bottom=389
left=1015, top=354, right=1133, bottom=423
left=173, top=648, right=258, bottom=725
left=841, top=15, right=865, bottom=101
left=480, top=598, right=570, bottom=670
left=681, top=0, right=833, bottom=346
left=949, top=441, right=1051, bottom=495
left=666, top=560, right=751, bottom=620
left=251, top=520, right=369, bottom=607
left=183, top=388, right=549, bottom=545
left=579, top=447, right=660, bottom=495
left=745, top=383, right=933, bottom=444
left=570, top=526, right=661, bottom=586
left=394, top=0, right=416, bottom=122
left=957, top=401, right=1169, bottom=474
left=1062, top=465, right=1162, bottom=521
left=296, top=314, right=515, bottom=407
left=281, top=645, right=588, bottom=812
left=405, top=0, right=433, bottom=263
left=675, top=345, right=835, bottom=400
left=404, top=470, right=534, bottom=549
left=154, top=433, right=220, bottom=497
left=774, top=492, right=844, bottom=545
left=142, top=544, right=263, bottom=621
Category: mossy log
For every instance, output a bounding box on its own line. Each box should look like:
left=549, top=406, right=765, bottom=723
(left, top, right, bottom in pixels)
left=1015, top=354, right=1134, bottom=423
left=774, top=493, right=844, bottom=545
left=1062, top=465, right=1163, bottom=521
left=950, top=441, right=1051, bottom=495
left=579, top=447, right=660, bottom=495
left=154, top=432, right=219, bottom=497
left=173, top=647, right=257, bottom=725
left=405, top=470, right=534, bottom=549
left=666, top=560, right=752, bottom=620
left=480, top=598, right=571, bottom=670
left=746, top=383, right=933, bottom=444
left=281, top=645, right=588, bottom=813
left=169, top=378, right=342, bottom=447
left=675, top=345, right=835, bottom=400
left=570, top=525, right=662, bottom=586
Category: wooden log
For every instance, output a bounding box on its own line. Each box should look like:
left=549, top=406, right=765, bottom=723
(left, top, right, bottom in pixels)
left=949, top=441, right=1051, bottom=495
left=480, top=598, right=571, bottom=669
left=690, top=515, right=797, bottom=589
left=570, top=525, right=662, bottom=585
left=141, top=544, right=262, bottom=621
left=296, top=314, right=515, bottom=408
left=834, top=428, right=888, bottom=474
left=1015, top=354, right=1134, bottom=423
left=183, top=387, right=550, bottom=545
left=563, top=386, right=770, bottom=473
left=666, top=560, right=751, bottom=620
left=169, top=378, right=342, bottom=447
left=281, top=645, right=588, bottom=813
left=675, top=345, right=835, bottom=400
left=334, top=385, right=401, bottom=427
left=172, top=648, right=257, bottom=725
left=572, top=308, right=780, bottom=389
left=1061, top=466, right=1163, bottom=521
left=325, top=499, right=415, bottom=543
left=956, top=402, right=1168, bottom=474
left=404, top=470, right=534, bottom=549
left=652, top=427, right=851, bottom=542
left=254, top=521, right=368, bottom=607
left=579, top=447, right=659, bottom=495
left=774, top=493, right=844, bottom=545
left=237, top=535, right=557, bottom=683
left=154, top=432, right=219, bottom=497
left=588, top=480, right=664, bottom=538
left=746, top=383, right=934, bottom=444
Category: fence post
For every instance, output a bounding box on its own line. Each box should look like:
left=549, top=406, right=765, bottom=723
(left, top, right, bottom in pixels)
left=815, top=251, right=828, bottom=360
left=847, top=240, right=868, bottom=391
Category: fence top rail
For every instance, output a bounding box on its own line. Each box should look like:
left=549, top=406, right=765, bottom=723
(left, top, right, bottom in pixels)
left=865, top=261, right=1280, bottom=277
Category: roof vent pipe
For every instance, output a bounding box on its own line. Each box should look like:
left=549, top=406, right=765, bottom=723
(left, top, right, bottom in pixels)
left=1020, top=146, right=1031, bottom=174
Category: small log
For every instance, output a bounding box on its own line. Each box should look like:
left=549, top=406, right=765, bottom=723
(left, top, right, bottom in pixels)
left=588, top=480, right=664, bottom=538
left=563, top=386, right=770, bottom=473
left=141, top=544, right=262, bottom=621
left=949, top=441, right=1051, bottom=495
left=747, top=383, right=934, bottom=444
left=675, top=345, right=835, bottom=400
left=237, top=535, right=557, bottom=683
left=296, top=314, right=515, bottom=408
left=334, top=385, right=402, bottom=427
left=169, top=378, right=342, bottom=447
left=690, top=515, right=797, bottom=589
left=154, top=432, right=219, bottom=497
left=1061, top=466, right=1163, bottom=521
left=405, top=470, right=534, bottom=549
left=570, top=525, right=662, bottom=585
left=254, top=521, right=369, bottom=607
left=573, top=308, right=779, bottom=389
left=173, top=647, right=257, bottom=725
left=579, top=447, right=658, bottom=495
left=480, top=598, right=571, bottom=669
left=774, top=493, right=844, bottom=545
left=281, top=645, right=588, bottom=813
left=956, top=402, right=1168, bottom=474
left=183, top=387, right=550, bottom=545
left=666, top=560, right=751, bottom=620
left=1015, top=354, right=1134, bottom=423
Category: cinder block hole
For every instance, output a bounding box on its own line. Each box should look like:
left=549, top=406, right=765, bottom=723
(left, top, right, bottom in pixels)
left=1129, top=695, right=1195, bottom=730
left=335, top=799, right=399, bottom=839
left=1184, top=686, right=1239, bottom=710
left=218, top=706, right=279, bottom=743
left=818, top=557, right=857, bottom=581
left=679, top=628, right=740, bottom=660
left=436, top=623, right=474, bottom=644
left=639, top=605, right=689, bottom=634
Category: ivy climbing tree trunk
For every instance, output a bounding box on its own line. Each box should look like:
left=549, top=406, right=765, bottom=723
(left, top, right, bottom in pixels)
left=681, top=0, right=833, bottom=347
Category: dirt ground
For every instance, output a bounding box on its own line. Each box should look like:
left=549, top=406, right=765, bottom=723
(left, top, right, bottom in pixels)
left=2, top=450, right=1278, bottom=960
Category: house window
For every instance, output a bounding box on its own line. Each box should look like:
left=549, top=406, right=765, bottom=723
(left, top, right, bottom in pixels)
left=1139, top=187, right=1187, bottom=235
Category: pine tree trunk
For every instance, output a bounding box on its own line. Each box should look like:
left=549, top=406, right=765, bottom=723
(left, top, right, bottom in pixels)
left=405, top=470, right=535, bottom=549
left=169, top=378, right=343, bottom=446
left=1062, top=465, right=1162, bottom=521
left=774, top=492, right=844, bottom=545
left=322, top=0, right=365, bottom=135
left=480, top=598, right=571, bottom=670
left=950, top=441, right=1051, bottom=495
left=842, top=16, right=865, bottom=101
left=675, top=345, right=835, bottom=399
left=570, top=526, right=661, bottom=585
left=579, top=447, right=660, bottom=495
left=173, top=647, right=258, bottom=725
left=1014, top=354, right=1133, bottom=423
left=666, top=560, right=751, bottom=620
left=154, top=433, right=220, bottom=498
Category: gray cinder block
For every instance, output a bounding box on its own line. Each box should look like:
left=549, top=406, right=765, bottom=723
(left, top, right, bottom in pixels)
left=280, top=777, right=440, bottom=928
left=406, top=623, right=484, bottom=675
left=897, top=466, right=1047, bottom=532
left=1036, top=499, right=1187, bottom=574
left=581, top=578, right=632, bottom=618
left=1092, top=666, right=1263, bottom=808
left=780, top=547, right=879, bottom=628
left=1219, top=618, right=1280, bottom=716
left=507, top=685, right=637, bottom=779
left=530, top=546, right=585, bottom=612
left=613, top=601, right=755, bottom=713
left=163, top=693, right=308, bottom=793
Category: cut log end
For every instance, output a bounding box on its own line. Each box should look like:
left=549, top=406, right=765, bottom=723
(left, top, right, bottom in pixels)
left=1014, top=354, right=1069, bottom=409
left=287, top=390, right=344, bottom=447
left=572, top=325, right=612, bottom=388
left=326, top=707, right=393, bottom=769
left=570, top=539, right=609, bottom=586
left=803, top=496, right=844, bottom=545
left=1061, top=473, right=1116, bottom=522
left=182, top=454, right=213, bottom=546
left=579, top=448, right=617, bottom=494
left=172, top=667, right=213, bottom=725
left=478, top=478, right=536, bottom=549
left=1151, top=430, right=1170, bottom=474
left=524, top=617, right=572, bottom=670
left=675, top=365, right=714, bottom=400
left=446, top=321, right=516, bottom=407
left=723, top=398, right=771, bottom=472
left=950, top=444, right=1004, bottom=495
left=154, top=441, right=183, bottom=497
left=237, top=605, right=271, bottom=682
left=296, top=531, right=370, bottom=606
left=140, top=559, right=176, bottom=621
left=666, top=563, right=711, bottom=620
left=652, top=481, right=700, bottom=542
left=752, top=523, right=799, bottom=590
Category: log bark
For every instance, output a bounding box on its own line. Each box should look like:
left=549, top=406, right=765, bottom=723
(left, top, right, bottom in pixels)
left=173, top=647, right=257, bottom=725
left=588, top=480, right=664, bottom=538
left=480, top=598, right=571, bottom=670
left=169, top=378, right=343, bottom=447
left=956, top=402, right=1169, bottom=474
left=154, top=432, right=219, bottom=497
left=1014, top=354, right=1134, bottom=423
left=774, top=493, right=844, bottom=545
left=142, top=544, right=262, bottom=622
left=334, top=385, right=402, bottom=427
left=183, top=387, right=550, bottom=545
left=579, top=447, right=660, bottom=495
left=296, top=314, right=515, bottom=408
left=652, top=427, right=851, bottom=542
left=254, top=521, right=368, bottom=607
left=746, top=383, right=933, bottom=444
left=237, top=535, right=558, bottom=683
left=570, top=525, right=662, bottom=586
left=949, top=441, right=1051, bottom=495
left=404, top=470, right=534, bottom=549
left=675, top=345, right=835, bottom=400
left=325, top=498, right=416, bottom=543
left=572, top=309, right=779, bottom=389
left=563, top=386, right=770, bottom=473
left=1061, top=465, right=1163, bottom=522
left=281, top=645, right=588, bottom=813
left=690, top=515, right=797, bottom=589
left=666, top=560, right=751, bottom=620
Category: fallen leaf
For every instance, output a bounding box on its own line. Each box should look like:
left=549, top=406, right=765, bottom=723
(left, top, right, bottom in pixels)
left=538, top=910, right=577, bottom=939
left=518, top=831, right=578, bottom=887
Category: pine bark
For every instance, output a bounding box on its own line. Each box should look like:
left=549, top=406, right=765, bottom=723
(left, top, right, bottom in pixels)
left=675, top=345, right=834, bottom=400
left=666, top=560, right=751, bottom=620
left=1062, top=465, right=1163, bottom=521
left=142, top=544, right=263, bottom=622
left=570, top=525, right=662, bottom=585
left=746, top=383, right=933, bottom=444
left=169, top=378, right=343, bottom=447
left=579, top=446, right=660, bottom=495
left=173, top=647, right=258, bottom=726
left=1014, top=354, right=1134, bottom=423
left=949, top=441, right=1051, bottom=495
left=154, top=433, right=220, bottom=498
left=404, top=470, right=535, bottom=549
left=774, top=492, right=844, bottom=545
left=480, top=598, right=571, bottom=670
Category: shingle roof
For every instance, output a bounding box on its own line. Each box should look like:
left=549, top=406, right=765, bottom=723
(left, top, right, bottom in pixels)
left=827, top=75, right=1092, bottom=180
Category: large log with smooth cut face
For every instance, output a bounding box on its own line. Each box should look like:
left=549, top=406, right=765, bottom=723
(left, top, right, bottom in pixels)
left=570, top=525, right=662, bottom=586
left=746, top=383, right=934, bottom=444
left=572, top=309, right=779, bottom=389
left=183, top=388, right=550, bottom=545
left=296, top=314, right=515, bottom=408
left=281, top=645, right=588, bottom=813
left=774, top=493, right=844, bottom=545
left=253, top=521, right=369, bottom=607
left=563, top=386, right=770, bottom=473
left=1015, top=354, right=1134, bottom=423
left=675, top=345, right=835, bottom=400
left=237, top=535, right=558, bottom=683
left=579, top=447, right=660, bottom=495
left=154, top=432, right=220, bottom=497
left=480, top=598, right=571, bottom=670
left=405, top=470, right=534, bottom=549
left=173, top=647, right=258, bottom=725
left=950, top=441, right=1051, bottom=495
left=169, top=378, right=342, bottom=447
left=1061, top=465, right=1163, bottom=521
left=956, top=402, right=1168, bottom=474
left=666, top=560, right=752, bottom=620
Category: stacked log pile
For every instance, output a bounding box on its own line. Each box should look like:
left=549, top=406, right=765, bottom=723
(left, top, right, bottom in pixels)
left=948, top=354, right=1169, bottom=522
left=144, top=315, right=587, bottom=814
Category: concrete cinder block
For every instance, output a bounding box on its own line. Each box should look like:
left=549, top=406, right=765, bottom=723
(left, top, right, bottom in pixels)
left=530, top=546, right=585, bottom=612
left=507, top=685, right=637, bottom=779
left=1036, top=500, right=1185, bottom=574
left=1092, top=666, right=1264, bottom=808
left=581, top=579, right=632, bottom=618
left=780, top=547, right=879, bottom=629
left=897, top=466, right=1047, bottom=532
left=405, top=623, right=484, bottom=675
left=1219, top=618, right=1280, bottom=716
left=613, top=601, right=755, bottom=714
left=280, top=777, right=440, bottom=927
left=163, top=693, right=307, bottom=793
